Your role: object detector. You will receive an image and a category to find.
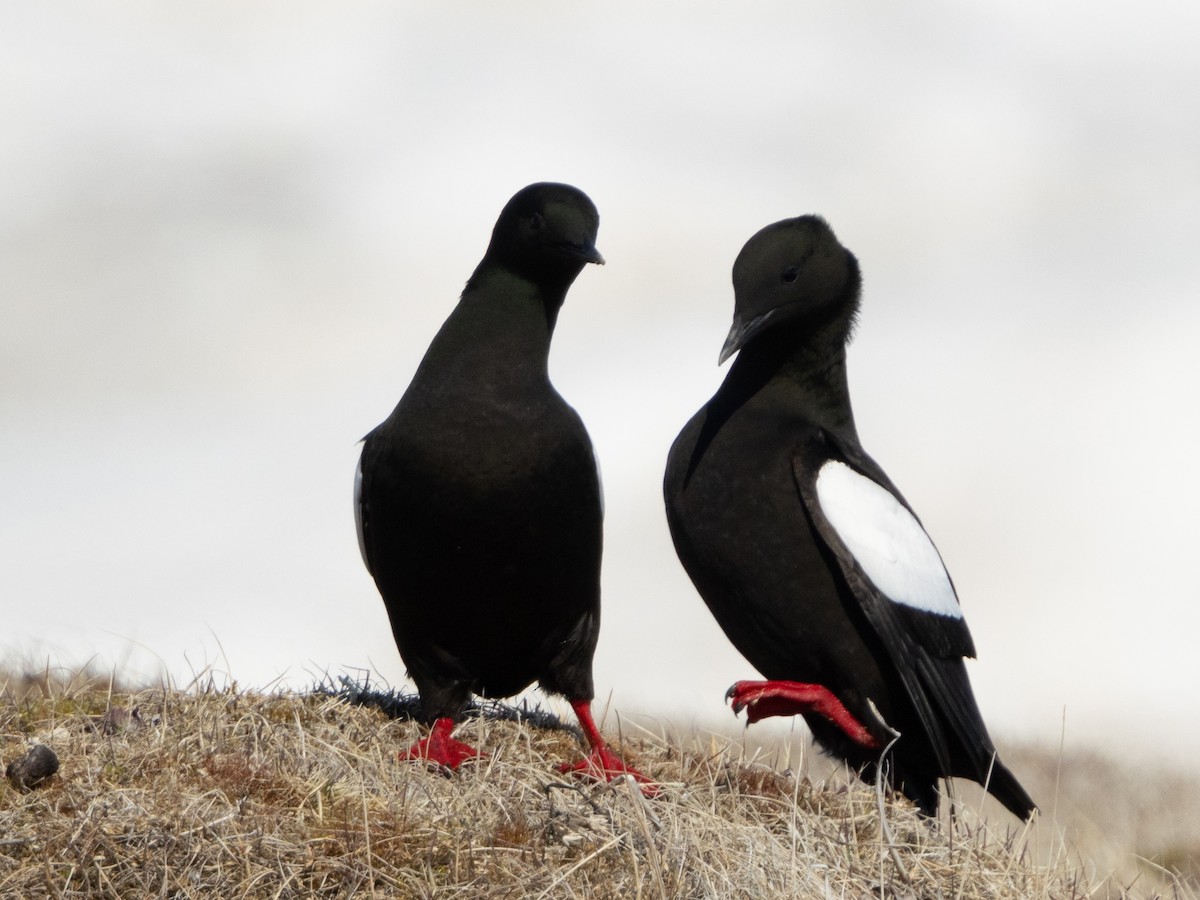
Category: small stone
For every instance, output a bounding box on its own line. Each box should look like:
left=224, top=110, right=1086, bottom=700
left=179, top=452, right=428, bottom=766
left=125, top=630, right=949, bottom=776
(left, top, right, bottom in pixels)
left=6, top=744, right=60, bottom=792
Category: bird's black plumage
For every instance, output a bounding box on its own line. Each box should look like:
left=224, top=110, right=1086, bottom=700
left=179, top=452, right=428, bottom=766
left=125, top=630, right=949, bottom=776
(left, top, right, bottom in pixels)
left=664, top=215, right=1034, bottom=819
left=355, top=183, right=651, bottom=788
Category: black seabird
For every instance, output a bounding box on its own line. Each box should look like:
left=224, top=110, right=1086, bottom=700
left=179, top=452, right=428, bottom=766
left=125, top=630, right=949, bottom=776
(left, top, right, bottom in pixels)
left=663, top=215, right=1034, bottom=819
left=356, top=182, right=653, bottom=793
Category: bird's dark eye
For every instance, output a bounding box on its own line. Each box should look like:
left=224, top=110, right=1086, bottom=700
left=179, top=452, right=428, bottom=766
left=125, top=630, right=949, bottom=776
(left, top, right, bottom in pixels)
left=781, top=266, right=799, bottom=284
left=529, top=213, right=544, bottom=231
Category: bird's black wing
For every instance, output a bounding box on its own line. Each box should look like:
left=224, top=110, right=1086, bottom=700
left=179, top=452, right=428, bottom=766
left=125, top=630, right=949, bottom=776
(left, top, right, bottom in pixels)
left=794, top=430, right=976, bottom=658
left=792, top=430, right=982, bottom=774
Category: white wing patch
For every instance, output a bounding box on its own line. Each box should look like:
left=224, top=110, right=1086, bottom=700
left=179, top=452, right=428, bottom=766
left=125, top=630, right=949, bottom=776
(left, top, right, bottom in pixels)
left=591, top=442, right=605, bottom=519
left=814, top=460, right=961, bottom=619
left=354, top=453, right=369, bottom=569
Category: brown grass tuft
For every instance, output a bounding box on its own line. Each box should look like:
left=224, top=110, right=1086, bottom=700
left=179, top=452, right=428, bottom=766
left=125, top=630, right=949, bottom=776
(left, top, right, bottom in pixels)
left=1, top=673, right=1196, bottom=898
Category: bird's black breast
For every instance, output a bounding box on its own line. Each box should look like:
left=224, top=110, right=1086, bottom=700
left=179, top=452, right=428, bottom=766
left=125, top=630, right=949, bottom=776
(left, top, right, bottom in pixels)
left=665, top=399, right=889, bottom=698
left=361, top=374, right=603, bottom=703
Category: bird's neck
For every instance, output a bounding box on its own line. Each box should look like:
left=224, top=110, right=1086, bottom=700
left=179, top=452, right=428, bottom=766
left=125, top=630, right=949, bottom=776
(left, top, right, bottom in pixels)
left=428, top=267, right=565, bottom=384
left=725, top=334, right=859, bottom=441
left=467, top=260, right=572, bottom=326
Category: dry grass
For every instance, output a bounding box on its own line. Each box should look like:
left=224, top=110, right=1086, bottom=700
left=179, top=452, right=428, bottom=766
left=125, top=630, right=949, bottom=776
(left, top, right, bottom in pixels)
left=1, top=669, right=1195, bottom=899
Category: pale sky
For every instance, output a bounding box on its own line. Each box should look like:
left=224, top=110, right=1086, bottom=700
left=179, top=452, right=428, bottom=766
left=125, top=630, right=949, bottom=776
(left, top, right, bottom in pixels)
left=3, top=1, right=1199, bottom=773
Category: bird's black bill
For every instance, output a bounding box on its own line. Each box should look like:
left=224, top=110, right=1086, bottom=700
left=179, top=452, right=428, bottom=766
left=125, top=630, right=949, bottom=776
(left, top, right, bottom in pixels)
left=718, top=309, right=777, bottom=364
left=555, top=242, right=606, bottom=266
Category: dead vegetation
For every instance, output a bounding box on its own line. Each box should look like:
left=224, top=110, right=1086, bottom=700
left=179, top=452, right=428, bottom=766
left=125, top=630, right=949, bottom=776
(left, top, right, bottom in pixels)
left=0, top=668, right=1195, bottom=899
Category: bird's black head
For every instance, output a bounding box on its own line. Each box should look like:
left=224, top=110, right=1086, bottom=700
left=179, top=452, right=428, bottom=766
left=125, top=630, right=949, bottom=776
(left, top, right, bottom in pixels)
left=720, top=215, right=861, bottom=364
left=484, top=183, right=604, bottom=285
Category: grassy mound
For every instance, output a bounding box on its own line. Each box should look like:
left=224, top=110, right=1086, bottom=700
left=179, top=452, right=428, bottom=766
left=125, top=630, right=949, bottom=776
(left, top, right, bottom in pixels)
left=0, top=670, right=1193, bottom=898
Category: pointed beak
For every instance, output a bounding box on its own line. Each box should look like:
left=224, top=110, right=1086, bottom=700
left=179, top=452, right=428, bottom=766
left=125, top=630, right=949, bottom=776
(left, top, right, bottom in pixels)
left=718, top=323, right=742, bottom=365
left=718, top=308, right=778, bottom=364
left=558, top=242, right=605, bottom=266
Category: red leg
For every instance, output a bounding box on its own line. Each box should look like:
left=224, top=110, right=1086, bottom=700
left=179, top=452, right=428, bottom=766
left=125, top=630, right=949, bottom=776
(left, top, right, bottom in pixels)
left=726, top=680, right=882, bottom=750
left=557, top=699, right=659, bottom=797
left=401, top=716, right=486, bottom=770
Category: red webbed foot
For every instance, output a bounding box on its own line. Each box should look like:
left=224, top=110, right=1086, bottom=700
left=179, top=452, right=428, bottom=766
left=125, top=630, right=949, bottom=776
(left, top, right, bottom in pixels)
left=558, top=698, right=660, bottom=797
left=401, top=717, right=486, bottom=770
left=557, top=746, right=660, bottom=796
left=725, top=680, right=882, bottom=750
